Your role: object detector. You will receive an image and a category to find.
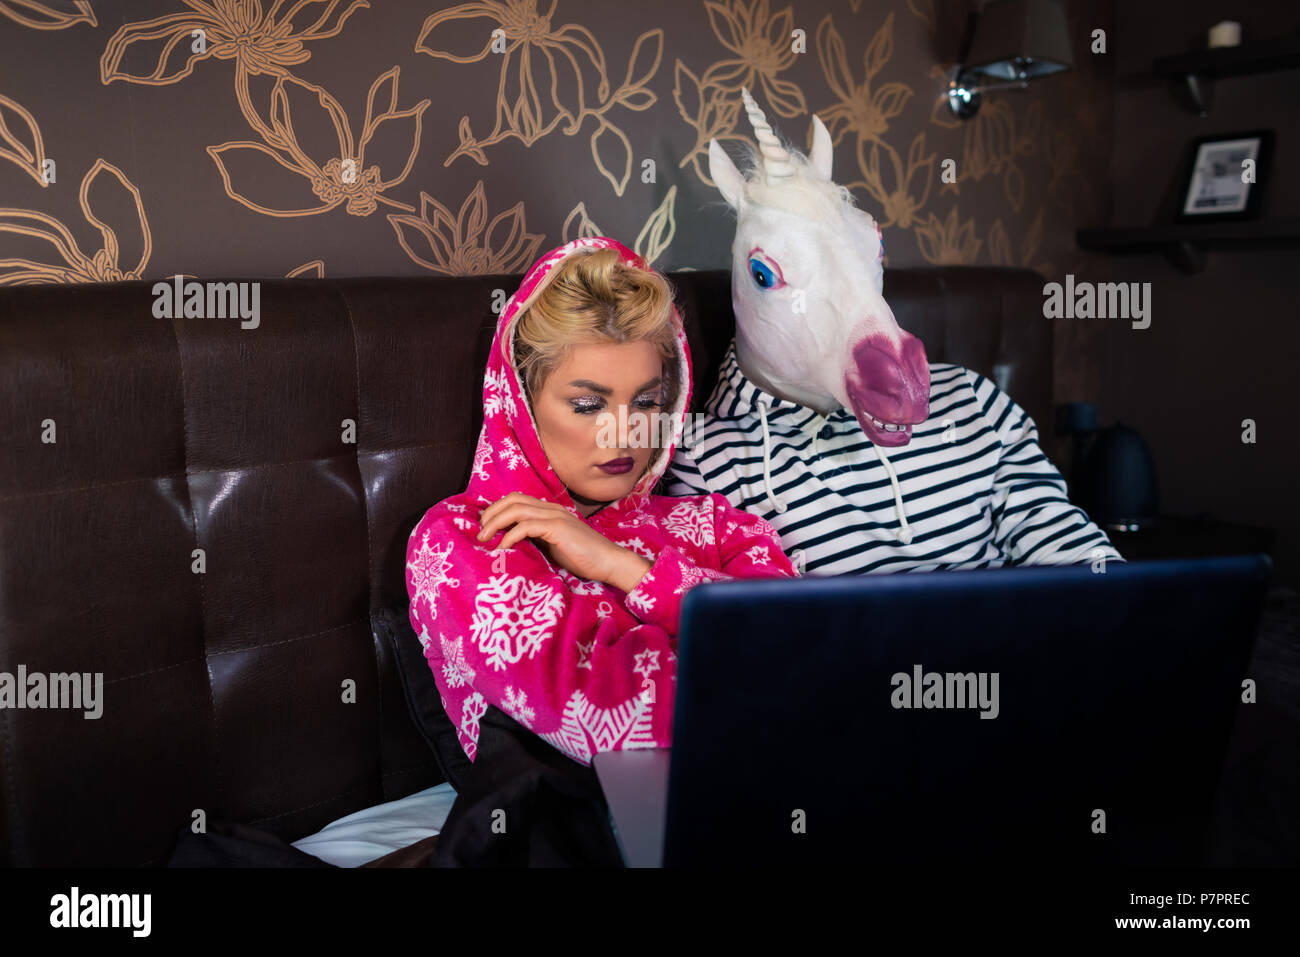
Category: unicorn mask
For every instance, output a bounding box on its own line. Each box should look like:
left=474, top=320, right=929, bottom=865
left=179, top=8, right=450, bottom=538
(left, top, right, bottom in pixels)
left=708, top=88, right=930, bottom=447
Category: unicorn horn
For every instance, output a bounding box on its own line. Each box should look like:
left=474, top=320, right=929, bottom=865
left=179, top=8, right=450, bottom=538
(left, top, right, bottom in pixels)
left=741, top=86, right=794, bottom=187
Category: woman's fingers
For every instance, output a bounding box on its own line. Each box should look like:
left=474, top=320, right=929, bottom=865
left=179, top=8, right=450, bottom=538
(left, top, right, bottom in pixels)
left=477, top=491, right=530, bottom=529
left=478, top=501, right=559, bottom=541
left=479, top=502, right=547, bottom=540
left=486, top=510, right=617, bottom=582
left=498, top=517, right=566, bottom=552
left=478, top=496, right=533, bottom=534
left=480, top=492, right=557, bottom=526
left=498, top=520, right=542, bottom=551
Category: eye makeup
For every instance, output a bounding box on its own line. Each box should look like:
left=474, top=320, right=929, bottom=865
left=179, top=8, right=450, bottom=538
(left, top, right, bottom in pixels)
left=569, top=390, right=663, bottom=414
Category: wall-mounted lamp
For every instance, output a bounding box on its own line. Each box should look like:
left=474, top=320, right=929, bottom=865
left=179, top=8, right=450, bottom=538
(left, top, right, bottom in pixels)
left=947, top=0, right=1073, bottom=119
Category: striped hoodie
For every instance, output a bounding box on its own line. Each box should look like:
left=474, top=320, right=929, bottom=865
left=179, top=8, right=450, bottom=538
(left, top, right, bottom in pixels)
left=661, top=340, right=1124, bottom=575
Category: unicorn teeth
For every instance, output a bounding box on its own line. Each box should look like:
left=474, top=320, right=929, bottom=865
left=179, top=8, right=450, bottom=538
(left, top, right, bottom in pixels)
left=870, top=416, right=908, bottom=432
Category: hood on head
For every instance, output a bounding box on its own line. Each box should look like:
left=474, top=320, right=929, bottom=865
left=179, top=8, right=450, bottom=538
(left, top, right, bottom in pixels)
left=466, top=237, right=693, bottom=519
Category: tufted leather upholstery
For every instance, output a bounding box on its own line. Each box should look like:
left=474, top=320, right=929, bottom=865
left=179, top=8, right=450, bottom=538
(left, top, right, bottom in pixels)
left=0, top=266, right=1050, bottom=866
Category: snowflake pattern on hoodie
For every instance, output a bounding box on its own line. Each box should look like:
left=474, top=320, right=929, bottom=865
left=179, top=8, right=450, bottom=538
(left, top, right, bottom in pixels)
left=406, top=236, right=798, bottom=767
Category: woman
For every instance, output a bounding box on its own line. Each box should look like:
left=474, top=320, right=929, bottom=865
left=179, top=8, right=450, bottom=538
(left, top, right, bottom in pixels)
left=405, top=236, right=797, bottom=777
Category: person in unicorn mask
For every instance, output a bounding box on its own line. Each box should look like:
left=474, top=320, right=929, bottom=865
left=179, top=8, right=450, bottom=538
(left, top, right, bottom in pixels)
left=662, top=89, right=1123, bottom=576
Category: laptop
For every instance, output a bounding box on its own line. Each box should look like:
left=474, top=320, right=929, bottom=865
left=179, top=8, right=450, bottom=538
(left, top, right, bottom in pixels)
left=593, top=554, right=1271, bottom=867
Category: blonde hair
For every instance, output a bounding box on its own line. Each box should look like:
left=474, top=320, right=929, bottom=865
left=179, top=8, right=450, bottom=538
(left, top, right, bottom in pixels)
left=513, top=247, right=681, bottom=417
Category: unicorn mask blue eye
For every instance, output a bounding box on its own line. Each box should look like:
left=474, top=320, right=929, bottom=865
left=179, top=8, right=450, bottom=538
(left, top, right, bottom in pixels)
left=748, top=255, right=782, bottom=290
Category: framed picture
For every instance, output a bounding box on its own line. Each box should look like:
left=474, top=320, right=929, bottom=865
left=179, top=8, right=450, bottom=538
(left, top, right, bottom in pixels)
left=1177, top=130, right=1273, bottom=222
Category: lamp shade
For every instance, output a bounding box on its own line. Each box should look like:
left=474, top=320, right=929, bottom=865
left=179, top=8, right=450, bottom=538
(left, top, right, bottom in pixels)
left=965, top=0, right=1073, bottom=81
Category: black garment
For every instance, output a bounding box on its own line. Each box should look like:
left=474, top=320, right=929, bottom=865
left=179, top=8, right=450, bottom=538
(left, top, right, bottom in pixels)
left=162, top=704, right=624, bottom=868
left=166, top=819, right=335, bottom=867
left=430, top=705, right=625, bottom=868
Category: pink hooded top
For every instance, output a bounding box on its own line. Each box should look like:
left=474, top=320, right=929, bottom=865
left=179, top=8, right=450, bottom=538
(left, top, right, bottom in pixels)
left=404, top=236, right=798, bottom=767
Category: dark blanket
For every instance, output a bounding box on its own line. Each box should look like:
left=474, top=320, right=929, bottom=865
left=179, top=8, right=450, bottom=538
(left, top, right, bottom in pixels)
left=430, top=705, right=624, bottom=868
left=167, top=819, right=335, bottom=867
left=163, top=704, right=623, bottom=868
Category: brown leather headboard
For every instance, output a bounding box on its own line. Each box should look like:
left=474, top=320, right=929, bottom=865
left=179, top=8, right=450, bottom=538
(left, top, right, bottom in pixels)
left=0, top=265, right=1049, bottom=865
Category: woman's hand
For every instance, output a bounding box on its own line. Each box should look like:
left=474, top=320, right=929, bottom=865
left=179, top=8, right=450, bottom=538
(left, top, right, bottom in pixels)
left=477, top=492, right=652, bottom=593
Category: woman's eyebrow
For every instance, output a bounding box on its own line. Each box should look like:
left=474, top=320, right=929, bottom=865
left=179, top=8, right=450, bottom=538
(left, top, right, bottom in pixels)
left=567, top=375, right=661, bottom=394
left=567, top=379, right=611, bottom=394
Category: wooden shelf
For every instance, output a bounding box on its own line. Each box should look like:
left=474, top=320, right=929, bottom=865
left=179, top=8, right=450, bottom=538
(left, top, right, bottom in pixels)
left=1154, top=34, right=1300, bottom=79
left=1153, top=32, right=1300, bottom=113
left=1076, top=220, right=1300, bottom=273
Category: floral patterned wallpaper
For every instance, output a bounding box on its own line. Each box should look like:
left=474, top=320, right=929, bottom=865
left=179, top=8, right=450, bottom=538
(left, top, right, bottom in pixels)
left=0, top=0, right=1115, bottom=395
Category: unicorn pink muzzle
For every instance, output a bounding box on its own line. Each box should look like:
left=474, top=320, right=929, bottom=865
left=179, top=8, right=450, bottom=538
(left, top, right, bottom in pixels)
left=844, top=333, right=930, bottom=447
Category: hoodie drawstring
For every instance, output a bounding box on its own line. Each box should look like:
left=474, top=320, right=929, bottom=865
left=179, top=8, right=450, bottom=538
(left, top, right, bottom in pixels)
left=872, top=442, right=913, bottom=544
left=756, top=397, right=785, bottom=513
left=758, top=394, right=911, bottom=545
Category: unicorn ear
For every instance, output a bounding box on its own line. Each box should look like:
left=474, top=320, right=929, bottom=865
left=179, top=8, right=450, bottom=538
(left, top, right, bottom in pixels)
left=708, top=139, right=746, bottom=210
left=809, top=114, right=832, bottom=180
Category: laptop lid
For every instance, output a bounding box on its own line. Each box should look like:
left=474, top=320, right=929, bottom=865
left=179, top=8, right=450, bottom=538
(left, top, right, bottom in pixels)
left=662, top=555, right=1271, bottom=867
